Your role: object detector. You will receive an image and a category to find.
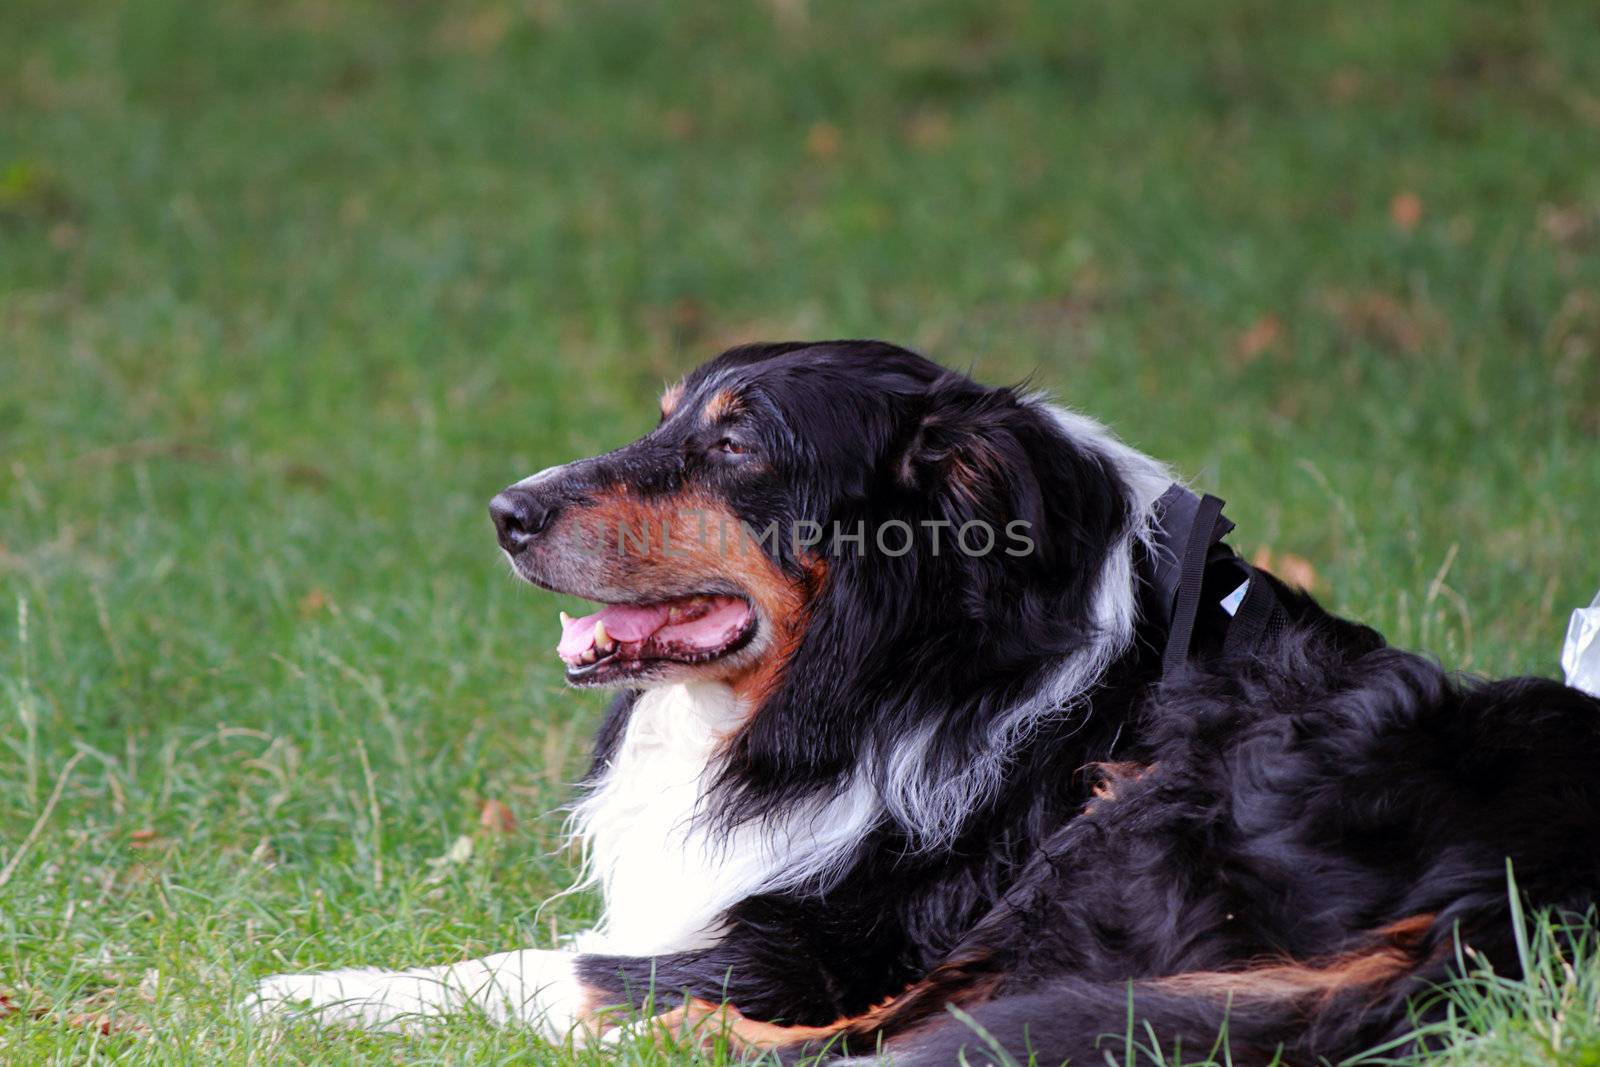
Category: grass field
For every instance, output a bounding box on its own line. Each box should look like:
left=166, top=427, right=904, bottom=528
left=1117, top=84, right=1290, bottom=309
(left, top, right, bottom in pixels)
left=4, top=1, right=1600, bottom=1062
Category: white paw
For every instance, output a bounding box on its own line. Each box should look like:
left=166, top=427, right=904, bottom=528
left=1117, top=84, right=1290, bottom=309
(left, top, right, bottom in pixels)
left=245, top=967, right=453, bottom=1032
left=244, top=950, right=589, bottom=1039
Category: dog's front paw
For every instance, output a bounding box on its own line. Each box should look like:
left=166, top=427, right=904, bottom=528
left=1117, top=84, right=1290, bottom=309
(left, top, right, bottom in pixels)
left=244, top=950, right=593, bottom=1038
left=245, top=967, right=449, bottom=1032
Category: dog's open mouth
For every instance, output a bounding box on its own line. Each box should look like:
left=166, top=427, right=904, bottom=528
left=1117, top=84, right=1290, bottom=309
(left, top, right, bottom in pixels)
left=556, top=594, right=756, bottom=683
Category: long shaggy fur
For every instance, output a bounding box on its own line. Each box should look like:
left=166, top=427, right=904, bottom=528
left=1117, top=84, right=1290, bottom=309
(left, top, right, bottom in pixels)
left=506, top=341, right=1600, bottom=1063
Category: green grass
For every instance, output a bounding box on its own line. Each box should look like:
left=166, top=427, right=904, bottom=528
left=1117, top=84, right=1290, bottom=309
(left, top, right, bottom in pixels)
left=1369, top=878, right=1600, bottom=1067
left=4, top=0, right=1600, bottom=1062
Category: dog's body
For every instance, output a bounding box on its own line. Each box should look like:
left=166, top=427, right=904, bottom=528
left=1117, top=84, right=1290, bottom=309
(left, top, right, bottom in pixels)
left=251, top=342, right=1600, bottom=1065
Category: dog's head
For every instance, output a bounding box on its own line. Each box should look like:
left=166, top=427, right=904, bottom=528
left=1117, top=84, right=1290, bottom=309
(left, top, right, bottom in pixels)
left=489, top=337, right=1177, bottom=838
left=492, top=340, right=890, bottom=694
left=492, top=341, right=1167, bottom=774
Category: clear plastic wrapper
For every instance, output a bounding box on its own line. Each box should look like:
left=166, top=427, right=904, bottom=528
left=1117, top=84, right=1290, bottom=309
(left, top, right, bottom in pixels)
left=1561, top=589, right=1600, bottom=697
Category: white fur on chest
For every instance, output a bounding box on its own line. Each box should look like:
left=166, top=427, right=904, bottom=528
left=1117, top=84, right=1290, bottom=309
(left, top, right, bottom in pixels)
left=569, top=682, right=768, bottom=955
left=568, top=681, right=878, bottom=957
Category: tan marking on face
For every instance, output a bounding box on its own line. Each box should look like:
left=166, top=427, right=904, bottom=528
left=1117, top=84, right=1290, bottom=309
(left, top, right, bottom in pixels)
left=659, top=380, right=686, bottom=420
left=569, top=488, right=814, bottom=697
left=1155, top=914, right=1436, bottom=1003
left=701, top=387, right=742, bottom=424
left=730, top=553, right=824, bottom=707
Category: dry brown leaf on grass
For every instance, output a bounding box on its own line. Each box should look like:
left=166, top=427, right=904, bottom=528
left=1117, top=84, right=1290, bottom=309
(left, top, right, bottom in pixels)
left=1390, top=191, right=1424, bottom=233
left=297, top=587, right=327, bottom=617
left=1233, top=313, right=1283, bottom=367
left=1252, top=546, right=1322, bottom=592
left=478, top=798, right=516, bottom=835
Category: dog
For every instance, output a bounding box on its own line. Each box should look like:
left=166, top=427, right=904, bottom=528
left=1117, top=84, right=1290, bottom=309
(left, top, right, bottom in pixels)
left=250, top=340, right=1600, bottom=1065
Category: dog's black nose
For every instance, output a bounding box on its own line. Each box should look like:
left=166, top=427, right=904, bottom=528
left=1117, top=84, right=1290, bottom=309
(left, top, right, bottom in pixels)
left=490, top=487, right=559, bottom=553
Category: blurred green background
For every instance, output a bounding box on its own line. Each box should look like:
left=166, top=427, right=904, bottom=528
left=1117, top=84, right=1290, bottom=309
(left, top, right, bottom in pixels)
left=2, top=0, right=1599, bottom=1060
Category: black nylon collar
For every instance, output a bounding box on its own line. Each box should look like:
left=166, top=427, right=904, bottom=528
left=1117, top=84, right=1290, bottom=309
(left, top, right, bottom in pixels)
left=1140, top=483, right=1290, bottom=679
left=1144, top=483, right=1233, bottom=628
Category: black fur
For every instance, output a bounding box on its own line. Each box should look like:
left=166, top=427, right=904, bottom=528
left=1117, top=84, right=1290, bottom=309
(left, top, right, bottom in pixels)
left=704, top=346, right=1131, bottom=833
left=503, top=341, right=1600, bottom=1064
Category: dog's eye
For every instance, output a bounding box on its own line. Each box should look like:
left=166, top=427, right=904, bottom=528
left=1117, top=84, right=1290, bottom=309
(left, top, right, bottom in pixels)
left=714, top=436, right=748, bottom=457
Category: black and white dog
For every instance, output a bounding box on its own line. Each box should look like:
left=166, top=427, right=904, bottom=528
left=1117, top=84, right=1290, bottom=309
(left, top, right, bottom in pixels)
left=251, top=341, right=1600, bottom=1065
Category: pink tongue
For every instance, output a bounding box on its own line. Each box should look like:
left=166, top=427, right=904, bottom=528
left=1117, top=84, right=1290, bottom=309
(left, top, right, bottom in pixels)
left=557, top=603, right=671, bottom=658
left=654, top=598, right=749, bottom=649
left=555, top=597, right=751, bottom=664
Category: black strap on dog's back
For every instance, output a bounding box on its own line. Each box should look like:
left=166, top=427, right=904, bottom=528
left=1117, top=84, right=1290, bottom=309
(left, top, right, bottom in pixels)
left=1147, top=484, right=1289, bottom=681
left=1161, top=493, right=1226, bottom=676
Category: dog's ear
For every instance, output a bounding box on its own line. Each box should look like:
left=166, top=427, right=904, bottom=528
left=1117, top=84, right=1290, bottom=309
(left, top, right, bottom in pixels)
left=895, top=376, right=1035, bottom=525
left=893, top=375, right=1126, bottom=579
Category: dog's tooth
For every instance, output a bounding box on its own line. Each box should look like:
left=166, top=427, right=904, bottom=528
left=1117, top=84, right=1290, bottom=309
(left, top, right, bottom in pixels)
left=578, top=648, right=596, bottom=665
left=593, top=619, right=610, bottom=650
left=560, top=611, right=572, bottom=626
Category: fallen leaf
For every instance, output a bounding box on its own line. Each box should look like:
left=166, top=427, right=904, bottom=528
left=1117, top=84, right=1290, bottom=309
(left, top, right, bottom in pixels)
left=1390, top=191, right=1423, bottom=233
left=1233, top=313, right=1282, bottom=367
left=1251, top=547, right=1321, bottom=592
left=479, top=798, right=516, bottom=835
left=129, top=828, right=160, bottom=850
left=805, top=121, right=840, bottom=160
left=297, top=588, right=327, bottom=617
